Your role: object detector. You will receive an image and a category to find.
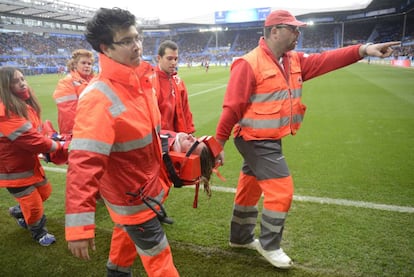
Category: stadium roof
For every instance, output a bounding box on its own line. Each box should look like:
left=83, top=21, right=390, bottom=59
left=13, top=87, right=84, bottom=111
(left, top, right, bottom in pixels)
left=65, top=0, right=375, bottom=24
left=0, top=0, right=412, bottom=31
left=0, top=0, right=95, bottom=24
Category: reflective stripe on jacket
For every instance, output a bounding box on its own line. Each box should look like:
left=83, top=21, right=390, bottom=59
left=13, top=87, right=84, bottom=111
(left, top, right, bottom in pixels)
left=234, top=48, right=306, bottom=140
left=65, top=54, right=166, bottom=241
left=0, top=104, right=59, bottom=187
left=53, top=70, right=94, bottom=136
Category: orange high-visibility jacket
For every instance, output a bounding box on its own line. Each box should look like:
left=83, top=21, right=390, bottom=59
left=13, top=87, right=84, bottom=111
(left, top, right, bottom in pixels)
left=53, top=70, right=94, bottom=136
left=155, top=66, right=195, bottom=133
left=234, top=49, right=306, bottom=140
left=215, top=39, right=362, bottom=143
left=0, top=104, right=60, bottom=188
left=65, top=54, right=168, bottom=241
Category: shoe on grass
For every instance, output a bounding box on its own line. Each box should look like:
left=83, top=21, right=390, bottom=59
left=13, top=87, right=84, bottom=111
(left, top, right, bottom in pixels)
left=8, top=206, right=27, bottom=229
left=38, top=233, right=56, bottom=246
left=256, top=243, right=293, bottom=269
left=15, top=218, right=27, bottom=229
left=229, top=239, right=259, bottom=250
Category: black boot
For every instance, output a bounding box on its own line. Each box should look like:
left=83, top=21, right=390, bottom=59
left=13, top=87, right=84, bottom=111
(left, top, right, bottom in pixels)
left=28, top=215, right=56, bottom=246
left=107, top=268, right=133, bottom=277
left=8, top=205, right=27, bottom=229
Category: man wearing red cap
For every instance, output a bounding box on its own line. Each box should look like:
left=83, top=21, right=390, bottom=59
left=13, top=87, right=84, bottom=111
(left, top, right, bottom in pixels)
left=215, top=9, right=399, bottom=269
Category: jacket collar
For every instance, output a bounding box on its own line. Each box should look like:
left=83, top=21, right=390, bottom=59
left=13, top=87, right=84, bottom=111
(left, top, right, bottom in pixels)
left=69, top=70, right=94, bottom=83
left=98, top=53, right=140, bottom=88
left=155, top=65, right=177, bottom=80
left=259, top=37, right=283, bottom=65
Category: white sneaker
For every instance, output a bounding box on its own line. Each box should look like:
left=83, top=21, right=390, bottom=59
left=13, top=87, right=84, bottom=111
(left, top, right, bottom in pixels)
left=256, top=243, right=293, bottom=269
left=38, top=233, right=56, bottom=246
left=229, top=239, right=259, bottom=250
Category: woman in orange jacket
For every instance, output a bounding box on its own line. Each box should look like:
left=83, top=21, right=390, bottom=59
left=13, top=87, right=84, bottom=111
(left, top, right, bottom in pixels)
left=0, top=67, right=63, bottom=246
left=53, top=49, right=95, bottom=138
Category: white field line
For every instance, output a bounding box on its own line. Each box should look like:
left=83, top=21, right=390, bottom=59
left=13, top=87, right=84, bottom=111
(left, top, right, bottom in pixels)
left=188, top=84, right=227, bottom=97
left=44, top=166, right=414, bottom=214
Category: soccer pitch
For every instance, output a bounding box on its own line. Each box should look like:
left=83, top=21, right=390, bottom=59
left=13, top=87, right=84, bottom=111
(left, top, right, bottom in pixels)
left=0, top=63, right=413, bottom=277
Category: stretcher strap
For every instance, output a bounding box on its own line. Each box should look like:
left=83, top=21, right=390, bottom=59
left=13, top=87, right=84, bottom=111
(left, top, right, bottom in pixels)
left=161, top=135, right=183, bottom=188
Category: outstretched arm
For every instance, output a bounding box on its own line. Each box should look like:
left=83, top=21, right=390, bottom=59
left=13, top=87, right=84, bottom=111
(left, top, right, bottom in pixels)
left=359, top=41, right=401, bottom=58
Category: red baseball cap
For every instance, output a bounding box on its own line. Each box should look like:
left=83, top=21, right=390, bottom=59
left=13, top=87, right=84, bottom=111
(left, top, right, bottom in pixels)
left=264, top=10, right=307, bottom=27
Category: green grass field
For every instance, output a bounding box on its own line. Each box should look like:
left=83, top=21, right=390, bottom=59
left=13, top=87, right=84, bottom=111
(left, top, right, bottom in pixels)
left=1, top=63, right=413, bottom=277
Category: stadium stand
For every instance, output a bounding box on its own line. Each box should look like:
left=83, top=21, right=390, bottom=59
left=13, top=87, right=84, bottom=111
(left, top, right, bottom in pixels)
left=0, top=0, right=413, bottom=74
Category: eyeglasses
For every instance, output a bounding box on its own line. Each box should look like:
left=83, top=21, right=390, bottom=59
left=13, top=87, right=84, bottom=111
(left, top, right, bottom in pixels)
left=276, top=25, right=300, bottom=33
left=112, top=35, right=144, bottom=47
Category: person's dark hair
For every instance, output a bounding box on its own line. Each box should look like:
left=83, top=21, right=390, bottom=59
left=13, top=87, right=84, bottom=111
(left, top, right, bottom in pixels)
left=0, top=67, right=41, bottom=119
left=85, top=7, right=137, bottom=53
left=158, top=40, right=179, bottom=57
left=199, top=146, right=216, bottom=197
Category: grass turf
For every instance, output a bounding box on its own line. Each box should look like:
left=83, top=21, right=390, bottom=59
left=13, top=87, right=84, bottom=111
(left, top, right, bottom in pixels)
left=0, top=62, right=413, bottom=276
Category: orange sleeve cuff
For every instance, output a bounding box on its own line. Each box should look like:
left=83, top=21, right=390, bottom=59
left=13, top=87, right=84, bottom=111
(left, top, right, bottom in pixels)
left=65, top=225, right=95, bottom=241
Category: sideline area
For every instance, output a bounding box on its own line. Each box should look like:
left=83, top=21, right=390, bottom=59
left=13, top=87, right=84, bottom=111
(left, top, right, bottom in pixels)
left=43, top=166, right=414, bottom=214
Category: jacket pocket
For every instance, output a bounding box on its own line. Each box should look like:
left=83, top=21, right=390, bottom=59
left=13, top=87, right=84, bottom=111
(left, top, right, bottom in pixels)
left=252, top=102, right=282, bottom=115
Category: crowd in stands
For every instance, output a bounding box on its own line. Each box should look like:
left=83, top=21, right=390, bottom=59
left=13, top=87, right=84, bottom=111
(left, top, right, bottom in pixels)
left=1, top=18, right=413, bottom=74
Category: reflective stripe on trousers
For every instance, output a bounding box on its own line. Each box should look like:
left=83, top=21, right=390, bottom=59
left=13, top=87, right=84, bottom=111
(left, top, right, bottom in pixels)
left=7, top=179, right=52, bottom=240
left=107, top=217, right=179, bottom=277
left=230, top=137, right=294, bottom=250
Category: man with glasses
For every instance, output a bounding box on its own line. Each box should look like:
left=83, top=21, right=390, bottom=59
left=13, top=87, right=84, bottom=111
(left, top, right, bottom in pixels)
left=215, top=9, right=399, bottom=269
left=64, top=7, right=179, bottom=277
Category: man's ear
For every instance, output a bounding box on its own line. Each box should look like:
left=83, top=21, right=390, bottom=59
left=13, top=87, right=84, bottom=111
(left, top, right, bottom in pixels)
left=100, top=43, right=110, bottom=55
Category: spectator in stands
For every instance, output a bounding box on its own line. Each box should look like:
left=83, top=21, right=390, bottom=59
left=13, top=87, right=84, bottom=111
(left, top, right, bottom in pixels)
left=215, top=9, right=400, bottom=270
left=0, top=66, right=63, bottom=246
left=64, top=8, right=179, bottom=277
left=53, top=49, right=95, bottom=139
left=155, top=40, right=195, bottom=134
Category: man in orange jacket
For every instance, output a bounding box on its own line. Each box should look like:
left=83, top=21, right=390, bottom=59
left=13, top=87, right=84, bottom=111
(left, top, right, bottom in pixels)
left=155, top=40, right=195, bottom=134
left=215, top=9, right=400, bottom=269
left=64, top=8, right=179, bottom=277
left=0, top=67, right=63, bottom=246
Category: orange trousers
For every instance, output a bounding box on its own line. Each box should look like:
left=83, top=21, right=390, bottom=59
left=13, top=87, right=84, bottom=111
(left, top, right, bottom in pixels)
left=107, top=218, right=179, bottom=277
